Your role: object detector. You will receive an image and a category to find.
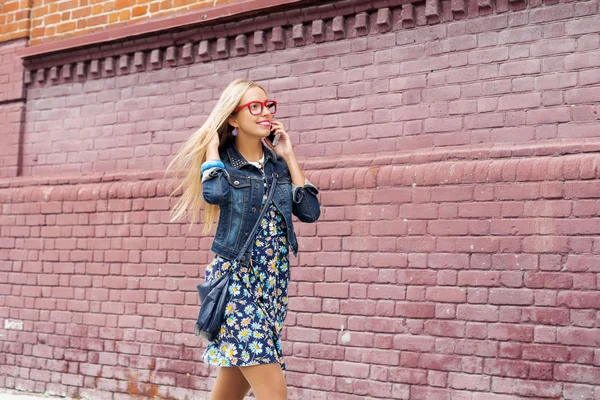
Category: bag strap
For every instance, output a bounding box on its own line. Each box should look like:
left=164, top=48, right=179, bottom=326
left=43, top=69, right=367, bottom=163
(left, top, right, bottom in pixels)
left=234, top=170, right=279, bottom=263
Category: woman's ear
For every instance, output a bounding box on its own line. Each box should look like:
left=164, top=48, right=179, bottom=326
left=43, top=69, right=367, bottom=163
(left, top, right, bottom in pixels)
left=227, top=116, right=238, bottom=129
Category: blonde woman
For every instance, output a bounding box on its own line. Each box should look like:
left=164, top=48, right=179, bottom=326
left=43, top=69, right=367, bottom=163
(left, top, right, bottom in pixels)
left=167, top=79, right=321, bottom=400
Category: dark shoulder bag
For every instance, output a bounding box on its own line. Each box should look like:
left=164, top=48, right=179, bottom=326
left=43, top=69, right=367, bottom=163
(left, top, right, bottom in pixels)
left=194, top=171, right=279, bottom=341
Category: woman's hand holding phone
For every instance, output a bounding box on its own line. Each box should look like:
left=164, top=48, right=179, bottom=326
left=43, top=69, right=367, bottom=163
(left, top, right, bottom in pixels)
left=263, top=120, right=294, bottom=162
left=266, top=121, right=306, bottom=187
left=267, top=128, right=280, bottom=147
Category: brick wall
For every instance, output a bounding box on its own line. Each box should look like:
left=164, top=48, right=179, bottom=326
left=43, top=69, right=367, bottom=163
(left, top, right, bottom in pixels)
left=2, top=0, right=600, bottom=399
left=0, top=0, right=32, bottom=42
left=0, top=39, right=27, bottom=178
left=1, top=0, right=248, bottom=45
left=17, top=1, right=600, bottom=176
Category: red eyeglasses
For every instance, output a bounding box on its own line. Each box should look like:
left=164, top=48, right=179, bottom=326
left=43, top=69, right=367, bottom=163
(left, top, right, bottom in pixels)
left=233, top=100, right=277, bottom=115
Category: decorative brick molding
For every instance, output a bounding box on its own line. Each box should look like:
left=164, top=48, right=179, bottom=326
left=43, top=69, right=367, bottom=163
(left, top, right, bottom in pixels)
left=2, top=137, right=600, bottom=189
left=2, top=149, right=600, bottom=200
left=21, top=0, right=579, bottom=84
left=2, top=0, right=250, bottom=45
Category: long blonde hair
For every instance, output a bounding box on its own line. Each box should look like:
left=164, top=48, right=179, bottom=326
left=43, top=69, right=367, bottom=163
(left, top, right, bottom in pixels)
left=165, top=79, right=267, bottom=234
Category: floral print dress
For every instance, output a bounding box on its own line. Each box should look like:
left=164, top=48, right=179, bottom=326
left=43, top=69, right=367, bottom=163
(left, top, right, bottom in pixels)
left=201, top=160, right=290, bottom=370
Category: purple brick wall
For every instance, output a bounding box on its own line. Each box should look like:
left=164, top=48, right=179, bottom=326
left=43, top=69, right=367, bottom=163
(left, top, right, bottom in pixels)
left=16, top=1, right=600, bottom=177
left=0, top=39, right=26, bottom=178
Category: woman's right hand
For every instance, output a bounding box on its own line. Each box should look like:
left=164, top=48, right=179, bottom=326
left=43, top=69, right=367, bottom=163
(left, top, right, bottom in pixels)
left=205, top=130, right=221, bottom=161
left=208, top=130, right=220, bottom=150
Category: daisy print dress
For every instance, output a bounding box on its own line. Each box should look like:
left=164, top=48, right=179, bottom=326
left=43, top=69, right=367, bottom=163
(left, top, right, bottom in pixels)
left=202, top=158, right=290, bottom=370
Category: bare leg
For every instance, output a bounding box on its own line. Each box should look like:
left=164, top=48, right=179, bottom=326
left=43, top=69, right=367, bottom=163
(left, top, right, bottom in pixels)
left=209, top=366, right=251, bottom=400
left=239, top=363, right=287, bottom=400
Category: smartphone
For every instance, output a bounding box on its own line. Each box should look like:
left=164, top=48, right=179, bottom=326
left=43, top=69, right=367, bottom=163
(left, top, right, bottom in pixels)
left=266, top=129, right=280, bottom=147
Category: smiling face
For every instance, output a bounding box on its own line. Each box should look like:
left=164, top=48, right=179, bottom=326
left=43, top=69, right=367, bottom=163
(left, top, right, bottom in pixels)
left=228, top=86, right=274, bottom=140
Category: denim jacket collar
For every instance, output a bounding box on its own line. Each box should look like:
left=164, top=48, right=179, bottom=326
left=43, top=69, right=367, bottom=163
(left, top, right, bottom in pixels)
left=225, top=139, right=277, bottom=170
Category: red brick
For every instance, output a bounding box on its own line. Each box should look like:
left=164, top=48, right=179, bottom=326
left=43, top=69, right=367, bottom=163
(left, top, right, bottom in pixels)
left=424, top=320, right=465, bottom=338
left=332, top=361, right=369, bottom=378
left=555, top=364, right=600, bottom=385
left=488, top=324, right=534, bottom=342
left=424, top=117, right=463, bottom=133
left=448, top=372, right=491, bottom=391
left=557, top=327, right=600, bottom=347
left=524, top=272, right=572, bottom=288
left=565, top=15, right=600, bottom=35
left=513, top=379, right=562, bottom=397
left=522, top=236, right=569, bottom=253
left=522, top=308, right=569, bottom=326
left=393, top=301, right=435, bottom=319
left=314, top=283, right=349, bottom=299
left=389, top=367, right=428, bottom=384
left=396, top=270, right=434, bottom=286
left=489, top=289, right=534, bottom=305
left=484, top=359, right=529, bottom=378
left=498, top=93, right=541, bottom=110
left=372, top=188, right=411, bottom=204
left=426, top=287, right=467, bottom=303
left=468, top=47, right=509, bottom=64
left=458, top=340, right=498, bottom=359
left=499, top=59, right=541, bottom=76
left=312, top=314, right=347, bottom=330
left=458, top=271, right=499, bottom=288
left=491, top=254, right=537, bottom=270
left=456, top=305, right=499, bottom=322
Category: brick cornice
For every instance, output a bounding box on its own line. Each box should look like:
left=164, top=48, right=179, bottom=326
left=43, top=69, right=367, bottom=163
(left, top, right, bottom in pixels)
left=18, top=0, right=423, bottom=60
left=0, top=151, right=598, bottom=203
left=17, top=0, right=312, bottom=59
left=19, top=0, right=510, bottom=79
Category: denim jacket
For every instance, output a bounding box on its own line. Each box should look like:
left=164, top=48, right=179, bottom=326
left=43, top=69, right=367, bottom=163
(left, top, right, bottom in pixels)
left=201, top=139, right=321, bottom=265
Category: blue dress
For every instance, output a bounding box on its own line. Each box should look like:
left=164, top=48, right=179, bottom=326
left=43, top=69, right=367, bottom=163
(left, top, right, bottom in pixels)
left=201, top=162, right=290, bottom=370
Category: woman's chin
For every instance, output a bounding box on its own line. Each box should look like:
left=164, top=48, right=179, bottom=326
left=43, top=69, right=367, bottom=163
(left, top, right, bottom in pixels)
left=247, top=132, right=269, bottom=141
left=242, top=127, right=270, bottom=138
left=256, top=130, right=271, bottom=138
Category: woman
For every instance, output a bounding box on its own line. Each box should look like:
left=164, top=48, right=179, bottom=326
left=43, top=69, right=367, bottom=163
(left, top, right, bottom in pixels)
left=167, top=79, right=321, bottom=400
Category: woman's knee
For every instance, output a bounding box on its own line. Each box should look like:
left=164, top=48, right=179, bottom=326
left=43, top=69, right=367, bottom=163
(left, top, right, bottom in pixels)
left=259, top=382, right=287, bottom=400
left=255, top=385, right=287, bottom=400
left=239, top=363, right=287, bottom=400
left=210, top=367, right=250, bottom=400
